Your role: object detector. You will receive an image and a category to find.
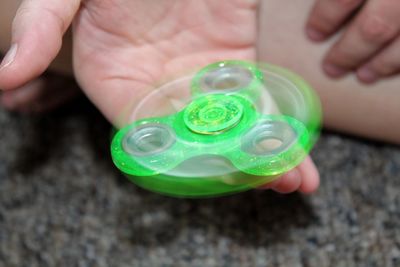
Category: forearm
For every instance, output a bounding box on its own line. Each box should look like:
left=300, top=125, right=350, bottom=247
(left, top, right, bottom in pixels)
left=258, top=0, right=400, bottom=144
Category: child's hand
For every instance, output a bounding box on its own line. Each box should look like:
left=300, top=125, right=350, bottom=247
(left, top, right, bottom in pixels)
left=0, top=0, right=319, bottom=194
left=306, top=0, right=400, bottom=83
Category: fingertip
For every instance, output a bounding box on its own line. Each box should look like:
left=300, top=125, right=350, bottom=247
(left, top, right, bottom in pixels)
left=299, top=175, right=320, bottom=194
left=271, top=168, right=302, bottom=194
left=357, top=67, right=378, bottom=84
left=298, top=157, right=320, bottom=194
left=0, top=44, right=18, bottom=72
left=306, top=27, right=327, bottom=42
left=0, top=28, right=61, bottom=90
left=323, top=62, right=347, bottom=78
left=0, top=44, right=20, bottom=90
left=0, top=0, right=79, bottom=90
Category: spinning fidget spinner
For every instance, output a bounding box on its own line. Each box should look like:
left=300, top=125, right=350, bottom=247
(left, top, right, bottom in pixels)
left=111, top=60, right=321, bottom=197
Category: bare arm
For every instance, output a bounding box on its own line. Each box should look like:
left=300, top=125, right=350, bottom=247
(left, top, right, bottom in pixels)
left=258, top=0, right=400, bottom=144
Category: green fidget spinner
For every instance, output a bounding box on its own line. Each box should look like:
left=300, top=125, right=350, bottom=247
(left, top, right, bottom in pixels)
left=111, top=60, right=321, bottom=197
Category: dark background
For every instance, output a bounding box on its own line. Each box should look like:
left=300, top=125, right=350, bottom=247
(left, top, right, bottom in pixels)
left=0, top=98, right=399, bottom=267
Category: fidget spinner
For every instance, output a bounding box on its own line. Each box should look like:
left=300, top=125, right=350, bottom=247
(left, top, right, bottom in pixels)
left=111, top=60, right=321, bottom=197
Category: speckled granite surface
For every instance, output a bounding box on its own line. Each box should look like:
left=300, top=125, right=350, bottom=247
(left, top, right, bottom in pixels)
left=0, top=99, right=399, bottom=267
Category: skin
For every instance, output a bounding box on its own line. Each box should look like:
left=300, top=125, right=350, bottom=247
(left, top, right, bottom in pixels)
left=0, top=0, right=319, bottom=194
left=258, top=0, right=400, bottom=145
left=306, top=0, right=400, bottom=83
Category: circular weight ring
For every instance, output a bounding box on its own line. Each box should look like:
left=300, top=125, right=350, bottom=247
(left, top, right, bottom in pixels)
left=112, top=120, right=184, bottom=177
left=229, top=115, right=310, bottom=176
left=191, top=60, right=264, bottom=101
left=241, top=120, right=297, bottom=156
left=122, top=123, right=176, bottom=156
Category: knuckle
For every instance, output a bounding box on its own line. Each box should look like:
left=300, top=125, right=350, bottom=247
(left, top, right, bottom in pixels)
left=41, top=7, right=67, bottom=32
left=14, top=6, right=31, bottom=21
left=14, top=6, right=66, bottom=33
left=359, top=14, right=396, bottom=43
left=310, top=0, right=363, bottom=33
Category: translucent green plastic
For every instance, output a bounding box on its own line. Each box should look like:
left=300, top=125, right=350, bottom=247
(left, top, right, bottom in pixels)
left=110, top=60, right=321, bottom=197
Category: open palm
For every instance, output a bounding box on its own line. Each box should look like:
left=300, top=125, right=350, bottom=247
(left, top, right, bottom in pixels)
left=0, top=0, right=319, bottom=193
left=73, top=0, right=257, bottom=123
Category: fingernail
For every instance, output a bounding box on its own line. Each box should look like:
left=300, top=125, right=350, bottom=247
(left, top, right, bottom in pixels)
left=323, top=63, right=347, bottom=78
left=357, top=67, right=378, bottom=84
left=306, top=27, right=326, bottom=41
left=0, top=44, right=18, bottom=71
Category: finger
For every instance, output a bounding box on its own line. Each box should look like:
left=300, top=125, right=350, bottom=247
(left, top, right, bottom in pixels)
left=270, top=168, right=302, bottom=194
left=269, top=156, right=320, bottom=194
left=297, top=156, right=320, bottom=194
left=1, top=78, right=45, bottom=110
left=323, top=0, right=400, bottom=77
left=306, top=0, right=364, bottom=41
left=257, top=168, right=302, bottom=193
left=357, top=35, right=400, bottom=83
left=1, top=72, right=80, bottom=113
left=256, top=155, right=319, bottom=193
left=0, top=0, right=80, bottom=90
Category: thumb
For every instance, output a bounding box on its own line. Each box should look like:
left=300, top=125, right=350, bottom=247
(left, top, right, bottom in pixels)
left=0, top=0, right=80, bottom=90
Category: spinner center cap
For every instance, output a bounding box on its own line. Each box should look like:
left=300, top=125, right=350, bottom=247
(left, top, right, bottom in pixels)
left=183, top=94, right=244, bottom=135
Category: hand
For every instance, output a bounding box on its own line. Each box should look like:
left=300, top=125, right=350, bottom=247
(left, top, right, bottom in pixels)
left=306, top=0, right=400, bottom=83
left=0, top=0, right=319, bottom=194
